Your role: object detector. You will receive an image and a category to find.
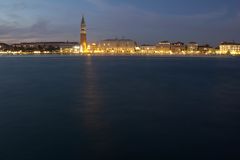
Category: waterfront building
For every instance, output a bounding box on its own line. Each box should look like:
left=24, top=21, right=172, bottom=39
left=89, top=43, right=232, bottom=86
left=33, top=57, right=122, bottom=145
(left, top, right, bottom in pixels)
left=12, top=42, right=78, bottom=52
left=171, top=42, right=185, bottom=54
left=98, top=39, right=137, bottom=53
left=198, top=44, right=215, bottom=54
left=219, top=42, right=240, bottom=55
left=0, top=43, right=10, bottom=51
left=156, top=41, right=171, bottom=54
left=187, top=42, right=198, bottom=54
left=60, top=46, right=81, bottom=54
left=80, top=16, right=87, bottom=53
left=88, top=43, right=98, bottom=53
left=140, top=45, right=156, bottom=54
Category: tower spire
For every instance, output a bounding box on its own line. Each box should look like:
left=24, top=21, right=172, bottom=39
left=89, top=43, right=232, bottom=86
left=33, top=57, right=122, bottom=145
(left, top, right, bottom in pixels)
left=81, top=16, right=86, bottom=26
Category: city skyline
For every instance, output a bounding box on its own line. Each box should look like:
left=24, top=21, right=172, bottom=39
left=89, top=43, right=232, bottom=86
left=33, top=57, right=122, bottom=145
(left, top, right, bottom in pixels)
left=0, top=0, right=240, bottom=45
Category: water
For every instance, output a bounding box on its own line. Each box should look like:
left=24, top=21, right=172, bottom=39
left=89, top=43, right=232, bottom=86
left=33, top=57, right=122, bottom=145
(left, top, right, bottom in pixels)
left=0, top=56, right=240, bottom=160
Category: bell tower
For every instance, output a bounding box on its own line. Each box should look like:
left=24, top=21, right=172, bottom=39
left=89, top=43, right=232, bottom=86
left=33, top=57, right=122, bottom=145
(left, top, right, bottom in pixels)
left=80, top=16, right=87, bottom=53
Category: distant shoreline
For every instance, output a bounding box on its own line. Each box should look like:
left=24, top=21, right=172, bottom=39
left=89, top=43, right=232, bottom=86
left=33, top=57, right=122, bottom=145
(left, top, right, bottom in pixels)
left=0, top=53, right=238, bottom=58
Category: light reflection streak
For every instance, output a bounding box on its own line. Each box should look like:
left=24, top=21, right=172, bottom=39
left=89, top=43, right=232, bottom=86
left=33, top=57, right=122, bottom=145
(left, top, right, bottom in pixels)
left=82, top=56, right=111, bottom=156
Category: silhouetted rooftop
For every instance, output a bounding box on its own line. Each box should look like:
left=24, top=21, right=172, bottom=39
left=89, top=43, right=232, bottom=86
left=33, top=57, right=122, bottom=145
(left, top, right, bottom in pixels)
left=221, top=42, right=240, bottom=45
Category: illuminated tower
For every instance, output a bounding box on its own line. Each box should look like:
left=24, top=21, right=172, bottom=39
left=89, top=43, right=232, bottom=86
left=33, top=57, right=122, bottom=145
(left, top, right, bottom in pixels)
left=80, top=16, right=87, bottom=53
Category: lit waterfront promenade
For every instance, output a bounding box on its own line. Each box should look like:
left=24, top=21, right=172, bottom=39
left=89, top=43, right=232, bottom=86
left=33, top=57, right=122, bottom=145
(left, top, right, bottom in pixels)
left=1, top=41, right=240, bottom=56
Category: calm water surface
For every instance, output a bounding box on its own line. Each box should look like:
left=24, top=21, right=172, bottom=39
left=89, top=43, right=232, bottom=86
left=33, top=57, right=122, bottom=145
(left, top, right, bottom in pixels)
left=0, top=56, right=240, bottom=160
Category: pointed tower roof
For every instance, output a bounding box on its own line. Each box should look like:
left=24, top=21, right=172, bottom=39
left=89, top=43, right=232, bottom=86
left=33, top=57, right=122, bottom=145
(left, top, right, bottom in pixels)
left=81, top=16, right=86, bottom=25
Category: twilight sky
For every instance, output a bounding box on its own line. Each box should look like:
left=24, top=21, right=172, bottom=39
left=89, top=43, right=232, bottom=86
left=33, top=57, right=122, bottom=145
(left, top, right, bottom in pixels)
left=0, top=0, right=240, bottom=45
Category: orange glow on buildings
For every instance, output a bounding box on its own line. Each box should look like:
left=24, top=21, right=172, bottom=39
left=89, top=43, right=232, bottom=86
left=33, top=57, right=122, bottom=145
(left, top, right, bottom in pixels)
left=80, top=16, right=87, bottom=53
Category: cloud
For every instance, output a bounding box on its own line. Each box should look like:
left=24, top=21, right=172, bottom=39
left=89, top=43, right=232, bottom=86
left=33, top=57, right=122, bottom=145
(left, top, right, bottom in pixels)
left=12, top=1, right=28, bottom=10
left=0, top=1, right=32, bottom=11
left=82, top=0, right=240, bottom=45
left=85, top=0, right=106, bottom=7
left=82, top=1, right=230, bottom=43
left=0, top=0, right=240, bottom=45
left=0, top=19, right=69, bottom=43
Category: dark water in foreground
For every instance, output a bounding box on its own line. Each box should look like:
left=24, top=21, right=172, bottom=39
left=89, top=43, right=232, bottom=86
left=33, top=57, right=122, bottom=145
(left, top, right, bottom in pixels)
left=0, top=56, right=240, bottom=160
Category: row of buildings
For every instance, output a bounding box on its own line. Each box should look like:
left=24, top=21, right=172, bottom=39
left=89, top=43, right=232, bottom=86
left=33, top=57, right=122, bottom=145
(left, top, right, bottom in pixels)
left=1, top=40, right=240, bottom=55
left=1, top=16, right=240, bottom=55
left=0, top=42, right=78, bottom=54
left=61, top=40, right=240, bottom=55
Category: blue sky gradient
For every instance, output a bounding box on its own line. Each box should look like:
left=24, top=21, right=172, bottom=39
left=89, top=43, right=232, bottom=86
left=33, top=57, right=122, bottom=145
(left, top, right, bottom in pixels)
left=0, top=0, right=239, bottom=45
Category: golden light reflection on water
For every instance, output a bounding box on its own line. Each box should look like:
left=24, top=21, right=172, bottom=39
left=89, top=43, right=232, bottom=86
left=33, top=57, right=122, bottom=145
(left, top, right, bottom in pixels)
left=83, top=57, right=103, bottom=128
left=82, top=56, right=112, bottom=154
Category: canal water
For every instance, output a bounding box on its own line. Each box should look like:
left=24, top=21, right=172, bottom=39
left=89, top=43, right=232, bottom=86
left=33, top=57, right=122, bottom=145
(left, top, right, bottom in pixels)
left=0, top=56, right=240, bottom=160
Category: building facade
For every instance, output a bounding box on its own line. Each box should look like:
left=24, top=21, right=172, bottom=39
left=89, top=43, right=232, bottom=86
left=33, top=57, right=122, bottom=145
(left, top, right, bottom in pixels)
left=156, top=41, right=171, bottom=54
left=198, top=44, right=215, bottom=54
left=187, top=42, right=198, bottom=53
left=140, top=45, right=156, bottom=54
left=98, top=39, right=137, bottom=53
left=12, top=42, right=78, bottom=52
left=171, top=42, right=185, bottom=54
left=219, top=42, right=240, bottom=55
left=0, top=43, right=10, bottom=51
